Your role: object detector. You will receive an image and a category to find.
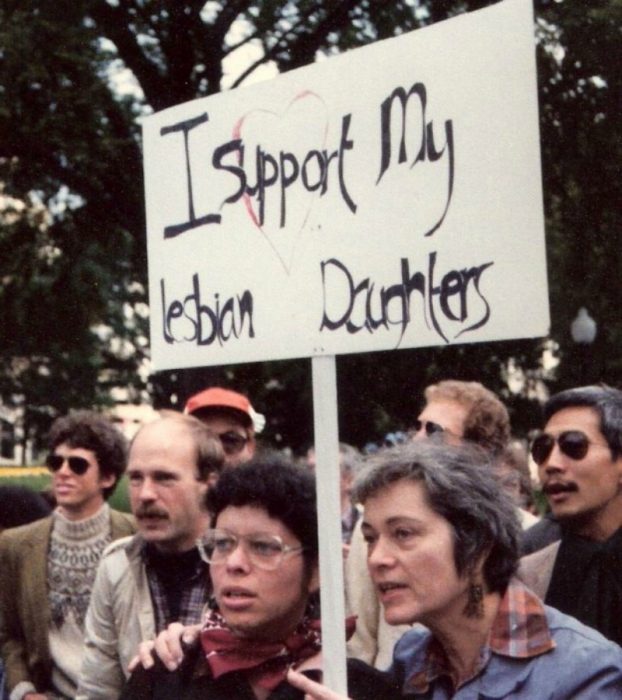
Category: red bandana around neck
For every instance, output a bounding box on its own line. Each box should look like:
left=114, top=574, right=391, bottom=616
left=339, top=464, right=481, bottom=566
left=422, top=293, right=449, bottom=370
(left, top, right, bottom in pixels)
left=200, top=609, right=356, bottom=690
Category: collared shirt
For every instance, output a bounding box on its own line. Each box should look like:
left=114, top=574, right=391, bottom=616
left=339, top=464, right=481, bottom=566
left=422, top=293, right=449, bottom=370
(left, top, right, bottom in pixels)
left=407, top=580, right=554, bottom=694
left=143, top=544, right=210, bottom=632
left=391, top=578, right=622, bottom=699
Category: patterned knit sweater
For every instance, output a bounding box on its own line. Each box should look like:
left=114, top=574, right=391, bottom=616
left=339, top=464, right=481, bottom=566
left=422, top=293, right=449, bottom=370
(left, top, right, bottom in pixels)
left=48, top=503, right=113, bottom=628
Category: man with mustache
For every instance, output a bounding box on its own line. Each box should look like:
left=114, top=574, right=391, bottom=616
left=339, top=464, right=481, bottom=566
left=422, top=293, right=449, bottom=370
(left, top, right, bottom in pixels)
left=519, top=385, right=622, bottom=646
left=76, top=412, right=224, bottom=700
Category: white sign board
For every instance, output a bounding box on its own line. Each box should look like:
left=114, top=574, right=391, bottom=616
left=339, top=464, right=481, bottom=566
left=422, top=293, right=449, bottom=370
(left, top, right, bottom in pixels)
left=143, top=0, right=548, bottom=371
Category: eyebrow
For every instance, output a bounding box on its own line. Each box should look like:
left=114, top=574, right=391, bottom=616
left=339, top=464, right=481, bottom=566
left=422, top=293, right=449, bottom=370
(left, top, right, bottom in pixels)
left=363, top=515, right=424, bottom=529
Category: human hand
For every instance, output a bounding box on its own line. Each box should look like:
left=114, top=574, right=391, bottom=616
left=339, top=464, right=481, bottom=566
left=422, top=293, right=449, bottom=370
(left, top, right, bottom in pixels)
left=128, top=622, right=202, bottom=672
left=286, top=668, right=352, bottom=700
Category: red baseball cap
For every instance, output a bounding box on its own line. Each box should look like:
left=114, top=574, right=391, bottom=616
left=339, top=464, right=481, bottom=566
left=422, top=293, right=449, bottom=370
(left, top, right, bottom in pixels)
left=184, top=387, right=254, bottom=429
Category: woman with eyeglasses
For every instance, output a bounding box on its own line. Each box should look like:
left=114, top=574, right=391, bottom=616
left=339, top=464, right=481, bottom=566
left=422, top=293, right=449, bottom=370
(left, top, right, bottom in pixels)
left=287, top=441, right=622, bottom=699
left=120, top=457, right=399, bottom=700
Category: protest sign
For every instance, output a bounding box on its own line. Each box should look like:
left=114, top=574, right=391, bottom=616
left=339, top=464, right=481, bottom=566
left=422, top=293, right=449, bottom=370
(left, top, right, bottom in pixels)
left=142, top=1, right=546, bottom=692
left=143, top=0, right=548, bottom=372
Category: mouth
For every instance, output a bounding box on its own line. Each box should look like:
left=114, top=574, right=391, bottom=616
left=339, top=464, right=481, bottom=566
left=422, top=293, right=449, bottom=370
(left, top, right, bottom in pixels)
left=221, top=586, right=255, bottom=599
left=219, top=587, right=256, bottom=610
left=376, top=582, right=408, bottom=601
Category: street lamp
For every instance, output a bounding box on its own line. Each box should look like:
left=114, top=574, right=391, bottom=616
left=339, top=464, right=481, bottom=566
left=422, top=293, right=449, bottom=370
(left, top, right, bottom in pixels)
left=570, top=307, right=596, bottom=384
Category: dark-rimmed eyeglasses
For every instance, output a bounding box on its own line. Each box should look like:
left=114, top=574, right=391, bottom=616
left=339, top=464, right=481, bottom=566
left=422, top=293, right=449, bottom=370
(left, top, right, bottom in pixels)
left=412, top=419, right=446, bottom=437
left=46, top=454, right=92, bottom=476
left=197, top=529, right=305, bottom=571
left=530, top=430, right=609, bottom=466
left=218, top=431, right=249, bottom=456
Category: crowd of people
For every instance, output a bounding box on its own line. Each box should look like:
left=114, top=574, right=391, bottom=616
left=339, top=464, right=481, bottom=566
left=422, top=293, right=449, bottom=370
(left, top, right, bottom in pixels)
left=0, top=380, right=621, bottom=699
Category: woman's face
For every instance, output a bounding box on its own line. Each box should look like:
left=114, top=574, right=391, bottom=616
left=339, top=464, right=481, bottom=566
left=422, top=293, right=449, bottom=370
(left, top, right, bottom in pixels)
left=362, top=478, right=471, bottom=629
left=211, top=505, right=318, bottom=641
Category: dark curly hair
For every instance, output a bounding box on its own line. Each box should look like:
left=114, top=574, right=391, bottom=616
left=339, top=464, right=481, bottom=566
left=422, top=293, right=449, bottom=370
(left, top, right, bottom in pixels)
left=48, top=410, right=128, bottom=499
left=206, top=454, right=318, bottom=570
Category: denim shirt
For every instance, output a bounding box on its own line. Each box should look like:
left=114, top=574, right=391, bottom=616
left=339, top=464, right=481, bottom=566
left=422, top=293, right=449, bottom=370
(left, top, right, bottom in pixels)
left=390, top=588, right=622, bottom=698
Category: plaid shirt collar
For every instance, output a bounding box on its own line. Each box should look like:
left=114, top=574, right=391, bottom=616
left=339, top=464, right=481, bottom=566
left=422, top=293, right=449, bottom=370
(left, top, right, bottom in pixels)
left=408, top=579, right=555, bottom=693
left=142, top=542, right=210, bottom=631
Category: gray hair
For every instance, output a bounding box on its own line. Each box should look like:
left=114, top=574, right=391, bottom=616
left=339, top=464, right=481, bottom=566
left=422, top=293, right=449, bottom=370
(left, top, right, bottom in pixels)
left=339, top=442, right=361, bottom=477
left=354, top=440, right=521, bottom=593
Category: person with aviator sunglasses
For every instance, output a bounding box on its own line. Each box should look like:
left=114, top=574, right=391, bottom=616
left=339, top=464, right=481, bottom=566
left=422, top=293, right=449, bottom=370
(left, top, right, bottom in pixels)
left=184, top=387, right=264, bottom=468
left=519, top=385, right=622, bottom=647
left=0, top=411, right=135, bottom=700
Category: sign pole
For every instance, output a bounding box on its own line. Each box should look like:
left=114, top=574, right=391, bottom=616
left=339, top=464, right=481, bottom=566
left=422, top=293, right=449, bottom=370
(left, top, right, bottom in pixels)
left=311, top=354, right=348, bottom=694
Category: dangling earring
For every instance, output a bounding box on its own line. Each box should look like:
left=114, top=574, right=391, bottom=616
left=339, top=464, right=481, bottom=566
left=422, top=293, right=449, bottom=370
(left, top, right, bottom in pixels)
left=464, top=582, right=484, bottom=619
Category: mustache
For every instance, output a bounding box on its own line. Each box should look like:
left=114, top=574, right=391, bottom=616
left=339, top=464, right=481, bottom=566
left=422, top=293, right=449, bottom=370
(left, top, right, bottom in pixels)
left=542, top=481, right=578, bottom=496
left=135, top=506, right=169, bottom=519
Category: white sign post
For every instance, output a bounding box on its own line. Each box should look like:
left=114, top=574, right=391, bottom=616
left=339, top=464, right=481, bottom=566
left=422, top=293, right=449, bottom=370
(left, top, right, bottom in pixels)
left=142, top=0, right=548, bottom=692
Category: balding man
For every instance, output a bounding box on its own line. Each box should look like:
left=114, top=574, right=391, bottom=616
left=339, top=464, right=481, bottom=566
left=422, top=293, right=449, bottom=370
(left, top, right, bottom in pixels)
left=77, top=413, right=223, bottom=700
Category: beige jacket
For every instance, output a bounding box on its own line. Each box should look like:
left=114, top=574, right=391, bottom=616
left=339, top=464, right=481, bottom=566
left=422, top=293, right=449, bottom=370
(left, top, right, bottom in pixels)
left=76, top=534, right=159, bottom=700
left=517, top=540, right=561, bottom=600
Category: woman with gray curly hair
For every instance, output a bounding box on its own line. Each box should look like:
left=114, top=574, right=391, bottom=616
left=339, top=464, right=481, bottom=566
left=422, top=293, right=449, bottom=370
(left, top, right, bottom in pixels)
left=288, top=440, right=622, bottom=698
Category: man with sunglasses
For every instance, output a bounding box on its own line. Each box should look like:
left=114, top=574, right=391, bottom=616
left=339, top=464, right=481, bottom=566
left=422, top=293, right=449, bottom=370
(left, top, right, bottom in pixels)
left=184, top=386, right=263, bottom=467
left=346, top=379, right=511, bottom=669
left=76, top=412, right=224, bottom=700
left=519, top=385, right=622, bottom=647
left=0, top=411, right=135, bottom=700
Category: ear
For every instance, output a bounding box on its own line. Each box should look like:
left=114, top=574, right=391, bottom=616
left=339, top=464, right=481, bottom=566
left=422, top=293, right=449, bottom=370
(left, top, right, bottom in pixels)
left=99, top=471, right=117, bottom=491
left=197, top=478, right=210, bottom=506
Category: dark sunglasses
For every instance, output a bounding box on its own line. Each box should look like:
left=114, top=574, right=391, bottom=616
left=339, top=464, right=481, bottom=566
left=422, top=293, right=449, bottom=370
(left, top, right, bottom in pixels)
left=412, top=419, right=445, bottom=436
left=530, top=430, right=608, bottom=466
left=46, top=454, right=92, bottom=475
left=218, top=431, right=249, bottom=456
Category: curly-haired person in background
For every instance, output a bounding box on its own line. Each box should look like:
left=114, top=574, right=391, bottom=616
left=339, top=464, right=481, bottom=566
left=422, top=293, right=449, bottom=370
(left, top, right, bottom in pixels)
left=0, top=411, right=135, bottom=700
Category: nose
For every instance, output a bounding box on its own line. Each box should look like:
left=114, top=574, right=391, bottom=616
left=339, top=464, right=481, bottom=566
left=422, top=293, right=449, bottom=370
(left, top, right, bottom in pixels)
left=55, top=458, right=73, bottom=477
left=412, top=426, right=426, bottom=442
left=224, top=541, right=252, bottom=573
left=137, top=477, right=158, bottom=502
left=367, top=536, right=396, bottom=573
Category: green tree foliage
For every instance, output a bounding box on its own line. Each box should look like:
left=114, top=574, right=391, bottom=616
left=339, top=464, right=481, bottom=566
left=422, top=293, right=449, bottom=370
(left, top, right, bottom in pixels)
left=0, top=0, right=619, bottom=452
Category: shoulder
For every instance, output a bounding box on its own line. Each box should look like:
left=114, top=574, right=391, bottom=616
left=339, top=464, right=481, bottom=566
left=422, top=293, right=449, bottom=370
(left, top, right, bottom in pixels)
left=520, top=516, right=562, bottom=555
left=530, top=606, right=622, bottom=691
left=519, top=540, right=560, bottom=573
left=109, top=509, right=136, bottom=535
left=0, top=515, right=52, bottom=548
left=545, top=604, right=622, bottom=656
left=98, top=534, right=141, bottom=569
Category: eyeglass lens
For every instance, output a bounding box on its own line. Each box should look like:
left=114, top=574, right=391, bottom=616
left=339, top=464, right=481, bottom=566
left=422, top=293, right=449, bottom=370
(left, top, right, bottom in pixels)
left=413, top=419, right=445, bottom=436
left=198, top=530, right=291, bottom=570
left=530, top=430, right=590, bottom=466
left=46, top=454, right=91, bottom=475
left=218, top=431, right=248, bottom=455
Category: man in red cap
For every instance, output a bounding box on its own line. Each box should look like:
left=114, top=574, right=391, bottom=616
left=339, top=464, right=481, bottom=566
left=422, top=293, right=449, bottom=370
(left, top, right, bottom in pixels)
left=184, top=387, right=263, bottom=467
